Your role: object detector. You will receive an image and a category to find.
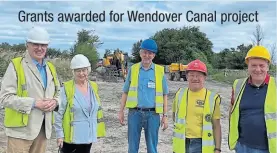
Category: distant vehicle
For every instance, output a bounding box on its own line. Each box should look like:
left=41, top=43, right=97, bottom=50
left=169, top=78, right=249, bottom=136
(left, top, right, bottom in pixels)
left=169, top=63, right=188, bottom=81
left=101, top=51, right=129, bottom=82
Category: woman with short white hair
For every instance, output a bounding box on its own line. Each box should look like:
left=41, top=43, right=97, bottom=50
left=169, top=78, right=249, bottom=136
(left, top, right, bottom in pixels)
left=54, top=54, right=106, bottom=153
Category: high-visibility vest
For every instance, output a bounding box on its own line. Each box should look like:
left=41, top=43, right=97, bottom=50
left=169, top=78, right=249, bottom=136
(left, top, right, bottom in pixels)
left=4, top=57, right=59, bottom=127
left=173, top=88, right=218, bottom=153
left=125, top=62, right=164, bottom=113
left=229, top=77, right=276, bottom=153
left=62, top=80, right=106, bottom=143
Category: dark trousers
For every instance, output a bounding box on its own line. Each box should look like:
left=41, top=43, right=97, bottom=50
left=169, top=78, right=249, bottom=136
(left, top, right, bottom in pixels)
left=185, top=138, right=202, bottom=153
left=61, top=142, right=92, bottom=153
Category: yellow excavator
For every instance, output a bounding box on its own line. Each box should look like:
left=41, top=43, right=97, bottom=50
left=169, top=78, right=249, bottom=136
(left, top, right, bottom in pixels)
left=101, top=51, right=128, bottom=82
left=169, top=63, right=188, bottom=81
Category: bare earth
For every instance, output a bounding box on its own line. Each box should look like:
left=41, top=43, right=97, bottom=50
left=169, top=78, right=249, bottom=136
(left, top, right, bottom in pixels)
left=0, top=78, right=235, bottom=153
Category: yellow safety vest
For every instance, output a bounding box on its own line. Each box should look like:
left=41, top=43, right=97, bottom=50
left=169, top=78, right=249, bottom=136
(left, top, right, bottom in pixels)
left=62, top=80, right=106, bottom=143
left=173, top=88, right=218, bottom=153
left=4, top=57, right=59, bottom=127
left=125, top=62, right=164, bottom=113
left=229, top=77, right=276, bottom=153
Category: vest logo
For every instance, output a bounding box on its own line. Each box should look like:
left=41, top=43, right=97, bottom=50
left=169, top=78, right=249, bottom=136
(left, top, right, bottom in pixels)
left=195, top=100, right=204, bottom=107
left=205, top=114, right=212, bottom=122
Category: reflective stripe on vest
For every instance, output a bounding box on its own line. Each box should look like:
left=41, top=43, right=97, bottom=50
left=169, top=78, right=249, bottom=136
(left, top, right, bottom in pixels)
left=229, top=77, right=276, bottom=153
left=4, top=57, right=59, bottom=127
left=62, top=80, right=106, bottom=143
left=125, top=62, right=164, bottom=113
left=173, top=88, right=217, bottom=153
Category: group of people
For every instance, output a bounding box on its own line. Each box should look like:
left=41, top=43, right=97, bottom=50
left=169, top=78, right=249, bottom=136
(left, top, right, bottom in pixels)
left=0, top=26, right=275, bottom=153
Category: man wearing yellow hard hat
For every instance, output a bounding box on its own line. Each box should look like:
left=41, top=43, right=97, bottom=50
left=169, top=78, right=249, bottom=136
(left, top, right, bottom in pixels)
left=228, top=45, right=276, bottom=153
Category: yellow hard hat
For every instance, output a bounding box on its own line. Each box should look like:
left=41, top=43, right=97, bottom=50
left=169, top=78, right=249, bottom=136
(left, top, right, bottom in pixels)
left=245, top=45, right=271, bottom=64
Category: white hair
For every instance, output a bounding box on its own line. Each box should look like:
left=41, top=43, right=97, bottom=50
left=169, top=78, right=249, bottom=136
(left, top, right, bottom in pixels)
left=72, top=66, right=92, bottom=78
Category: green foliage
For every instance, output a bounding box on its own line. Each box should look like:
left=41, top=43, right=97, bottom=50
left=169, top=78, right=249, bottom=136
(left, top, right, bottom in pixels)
left=71, top=29, right=103, bottom=56
left=11, top=44, right=26, bottom=52
left=130, top=26, right=213, bottom=65
left=206, top=63, right=214, bottom=75
left=210, top=71, right=247, bottom=84
left=131, top=40, right=142, bottom=63
left=269, top=64, right=276, bottom=76
left=153, top=26, right=213, bottom=65
left=49, top=59, right=72, bottom=83
left=0, top=42, right=12, bottom=50
left=77, top=29, right=103, bottom=48
left=0, top=56, right=9, bottom=76
left=46, top=48, right=62, bottom=58
left=191, top=51, right=208, bottom=63
left=211, top=44, right=252, bottom=69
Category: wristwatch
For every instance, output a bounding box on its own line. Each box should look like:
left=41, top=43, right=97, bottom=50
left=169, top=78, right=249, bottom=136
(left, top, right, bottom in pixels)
left=214, top=148, right=221, bottom=152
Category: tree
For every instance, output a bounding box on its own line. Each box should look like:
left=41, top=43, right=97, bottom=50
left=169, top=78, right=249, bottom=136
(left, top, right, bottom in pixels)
left=11, top=43, right=26, bottom=53
left=0, top=42, right=11, bottom=51
left=46, top=48, right=62, bottom=58
left=71, top=29, right=103, bottom=56
left=212, top=44, right=252, bottom=69
left=152, top=26, right=213, bottom=65
left=70, top=29, right=102, bottom=68
left=131, top=26, right=213, bottom=65
left=76, top=29, right=103, bottom=48
left=60, top=50, right=71, bottom=59
left=103, top=49, right=112, bottom=58
left=211, top=48, right=230, bottom=69
left=251, top=24, right=264, bottom=46
left=270, top=43, right=276, bottom=65
left=131, top=40, right=142, bottom=63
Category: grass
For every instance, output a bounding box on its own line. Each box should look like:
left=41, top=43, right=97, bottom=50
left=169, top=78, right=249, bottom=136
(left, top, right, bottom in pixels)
left=211, top=72, right=236, bottom=84
left=210, top=70, right=248, bottom=85
left=49, top=58, right=72, bottom=83
left=210, top=69, right=276, bottom=84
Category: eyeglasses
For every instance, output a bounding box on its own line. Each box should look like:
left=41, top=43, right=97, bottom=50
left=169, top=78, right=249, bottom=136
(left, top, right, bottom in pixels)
left=74, top=68, right=88, bottom=73
left=31, top=43, right=48, bottom=49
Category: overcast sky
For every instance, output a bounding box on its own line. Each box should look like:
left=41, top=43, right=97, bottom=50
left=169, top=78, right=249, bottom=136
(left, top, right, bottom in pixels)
left=0, top=1, right=276, bottom=57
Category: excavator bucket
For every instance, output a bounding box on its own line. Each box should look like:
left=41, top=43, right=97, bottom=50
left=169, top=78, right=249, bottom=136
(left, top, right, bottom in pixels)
left=96, top=52, right=128, bottom=82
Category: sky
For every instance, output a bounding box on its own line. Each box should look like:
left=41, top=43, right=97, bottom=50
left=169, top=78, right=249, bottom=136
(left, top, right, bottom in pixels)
left=0, top=1, right=276, bottom=58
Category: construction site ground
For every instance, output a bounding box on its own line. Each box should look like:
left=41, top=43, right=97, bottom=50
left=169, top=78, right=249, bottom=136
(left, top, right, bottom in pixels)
left=0, top=76, right=235, bottom=153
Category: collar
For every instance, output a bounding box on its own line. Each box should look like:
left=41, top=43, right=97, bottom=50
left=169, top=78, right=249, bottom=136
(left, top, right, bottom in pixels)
left=140, top=62, right=154, bottom=70
left=32, top=58, right=46, bottom=67
left=248, top=73, right=270, bottom=86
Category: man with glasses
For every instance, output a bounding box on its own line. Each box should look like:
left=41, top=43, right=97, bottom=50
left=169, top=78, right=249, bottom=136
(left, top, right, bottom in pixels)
left=172, top=59, right=222, bottom=153
left=118, top=39, right=169, bottom=153
left=0, top=26, right=60, bottom=153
